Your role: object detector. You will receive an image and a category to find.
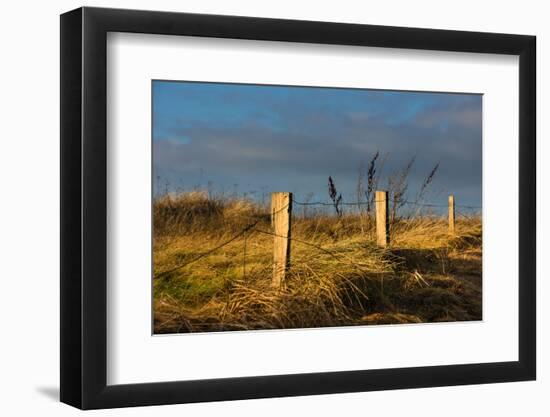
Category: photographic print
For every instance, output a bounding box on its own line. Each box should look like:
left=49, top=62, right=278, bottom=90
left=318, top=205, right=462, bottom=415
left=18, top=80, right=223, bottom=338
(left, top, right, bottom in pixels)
left=152, top=81, right=482, bottom=334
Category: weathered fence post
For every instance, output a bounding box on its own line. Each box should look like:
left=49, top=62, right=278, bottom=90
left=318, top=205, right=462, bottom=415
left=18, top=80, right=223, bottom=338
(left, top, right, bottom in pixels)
left=448, top=194, right=455, bottom=235
left=375, top=190, right=389, bottom=247
left=271, top=192, right=292, bottom=288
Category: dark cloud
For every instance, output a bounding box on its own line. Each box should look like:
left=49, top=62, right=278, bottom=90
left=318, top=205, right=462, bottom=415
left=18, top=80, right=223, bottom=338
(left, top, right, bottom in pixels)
left=153, top=82, right=482, bottom=210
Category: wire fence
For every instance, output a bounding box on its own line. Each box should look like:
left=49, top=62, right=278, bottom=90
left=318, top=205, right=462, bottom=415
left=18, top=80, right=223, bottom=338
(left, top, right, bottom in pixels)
left=292, top=198, right=481, bottom=210
left=155, top=195, right=481, bottom=281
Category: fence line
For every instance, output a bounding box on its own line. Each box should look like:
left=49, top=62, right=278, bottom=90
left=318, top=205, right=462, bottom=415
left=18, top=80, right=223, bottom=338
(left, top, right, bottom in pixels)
left=292, top=198, right=481, bottom=210
left=155, top=192, right=481, bottom=283
left=252, top=227, right=373, bottom=277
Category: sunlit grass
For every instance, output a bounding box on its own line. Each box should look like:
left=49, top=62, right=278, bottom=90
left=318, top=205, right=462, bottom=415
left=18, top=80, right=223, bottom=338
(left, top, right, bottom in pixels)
left=153, top=192, right=482, bottom=333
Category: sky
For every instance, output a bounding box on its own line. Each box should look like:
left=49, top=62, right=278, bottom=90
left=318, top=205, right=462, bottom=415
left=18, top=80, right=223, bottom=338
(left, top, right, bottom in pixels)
left=152, top=80, right=482, bottom=213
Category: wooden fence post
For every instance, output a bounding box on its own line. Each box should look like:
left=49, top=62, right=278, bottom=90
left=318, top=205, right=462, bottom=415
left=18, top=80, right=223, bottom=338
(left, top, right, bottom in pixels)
left=271, top=192, right=292, bottom=288
left=375, top=190, right=389, bottom=247
left=448, top=194, right=455, bottom=235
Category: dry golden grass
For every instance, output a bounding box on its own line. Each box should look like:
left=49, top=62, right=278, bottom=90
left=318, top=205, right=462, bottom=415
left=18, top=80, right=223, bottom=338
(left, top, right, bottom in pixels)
left=153, top=192, right=482, bottom=333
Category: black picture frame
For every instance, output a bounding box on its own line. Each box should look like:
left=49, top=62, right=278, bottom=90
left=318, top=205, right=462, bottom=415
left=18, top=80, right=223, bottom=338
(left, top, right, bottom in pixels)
left=60, top=6, right=536, bottom=410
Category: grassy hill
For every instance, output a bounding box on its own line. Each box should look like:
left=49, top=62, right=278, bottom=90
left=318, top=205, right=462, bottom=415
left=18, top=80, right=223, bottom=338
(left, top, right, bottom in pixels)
left=153, top=191, right=482, bottom=333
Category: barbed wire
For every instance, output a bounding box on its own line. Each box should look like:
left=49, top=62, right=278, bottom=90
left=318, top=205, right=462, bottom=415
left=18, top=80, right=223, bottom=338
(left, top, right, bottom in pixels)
left=155, top=219, right=260, bottom=280
left=403, top=200, right=481, bottom=210
left=155, top=197, right=479, bottom=280
left=292, top=200, right=376, bottom=207
left=155, top=202, right=292, bottom=279
left=292, top=198, right=481, bottom=210
left=246, top=201, right=291, bottom=220
left=455, top=209, right=479, bottom=219
left=252, top=227, right=372, bottom=277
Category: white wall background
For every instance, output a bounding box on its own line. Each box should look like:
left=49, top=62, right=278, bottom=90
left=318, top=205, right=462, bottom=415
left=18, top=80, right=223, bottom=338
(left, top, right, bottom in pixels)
left=0, top=0, right=545, bottom=415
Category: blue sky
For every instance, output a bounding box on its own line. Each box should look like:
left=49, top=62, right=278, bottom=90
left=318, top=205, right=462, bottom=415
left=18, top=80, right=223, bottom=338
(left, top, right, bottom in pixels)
left=153, top=80, right=482, bottom=212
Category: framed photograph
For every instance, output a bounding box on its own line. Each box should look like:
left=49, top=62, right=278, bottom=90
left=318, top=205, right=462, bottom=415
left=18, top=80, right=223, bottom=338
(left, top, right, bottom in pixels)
left=60, top=6, right=536, bottom=409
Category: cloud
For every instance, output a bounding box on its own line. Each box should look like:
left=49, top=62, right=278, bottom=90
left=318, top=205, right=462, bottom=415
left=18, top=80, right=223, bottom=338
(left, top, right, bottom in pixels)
left=153, top=82, right=482, bottom=208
